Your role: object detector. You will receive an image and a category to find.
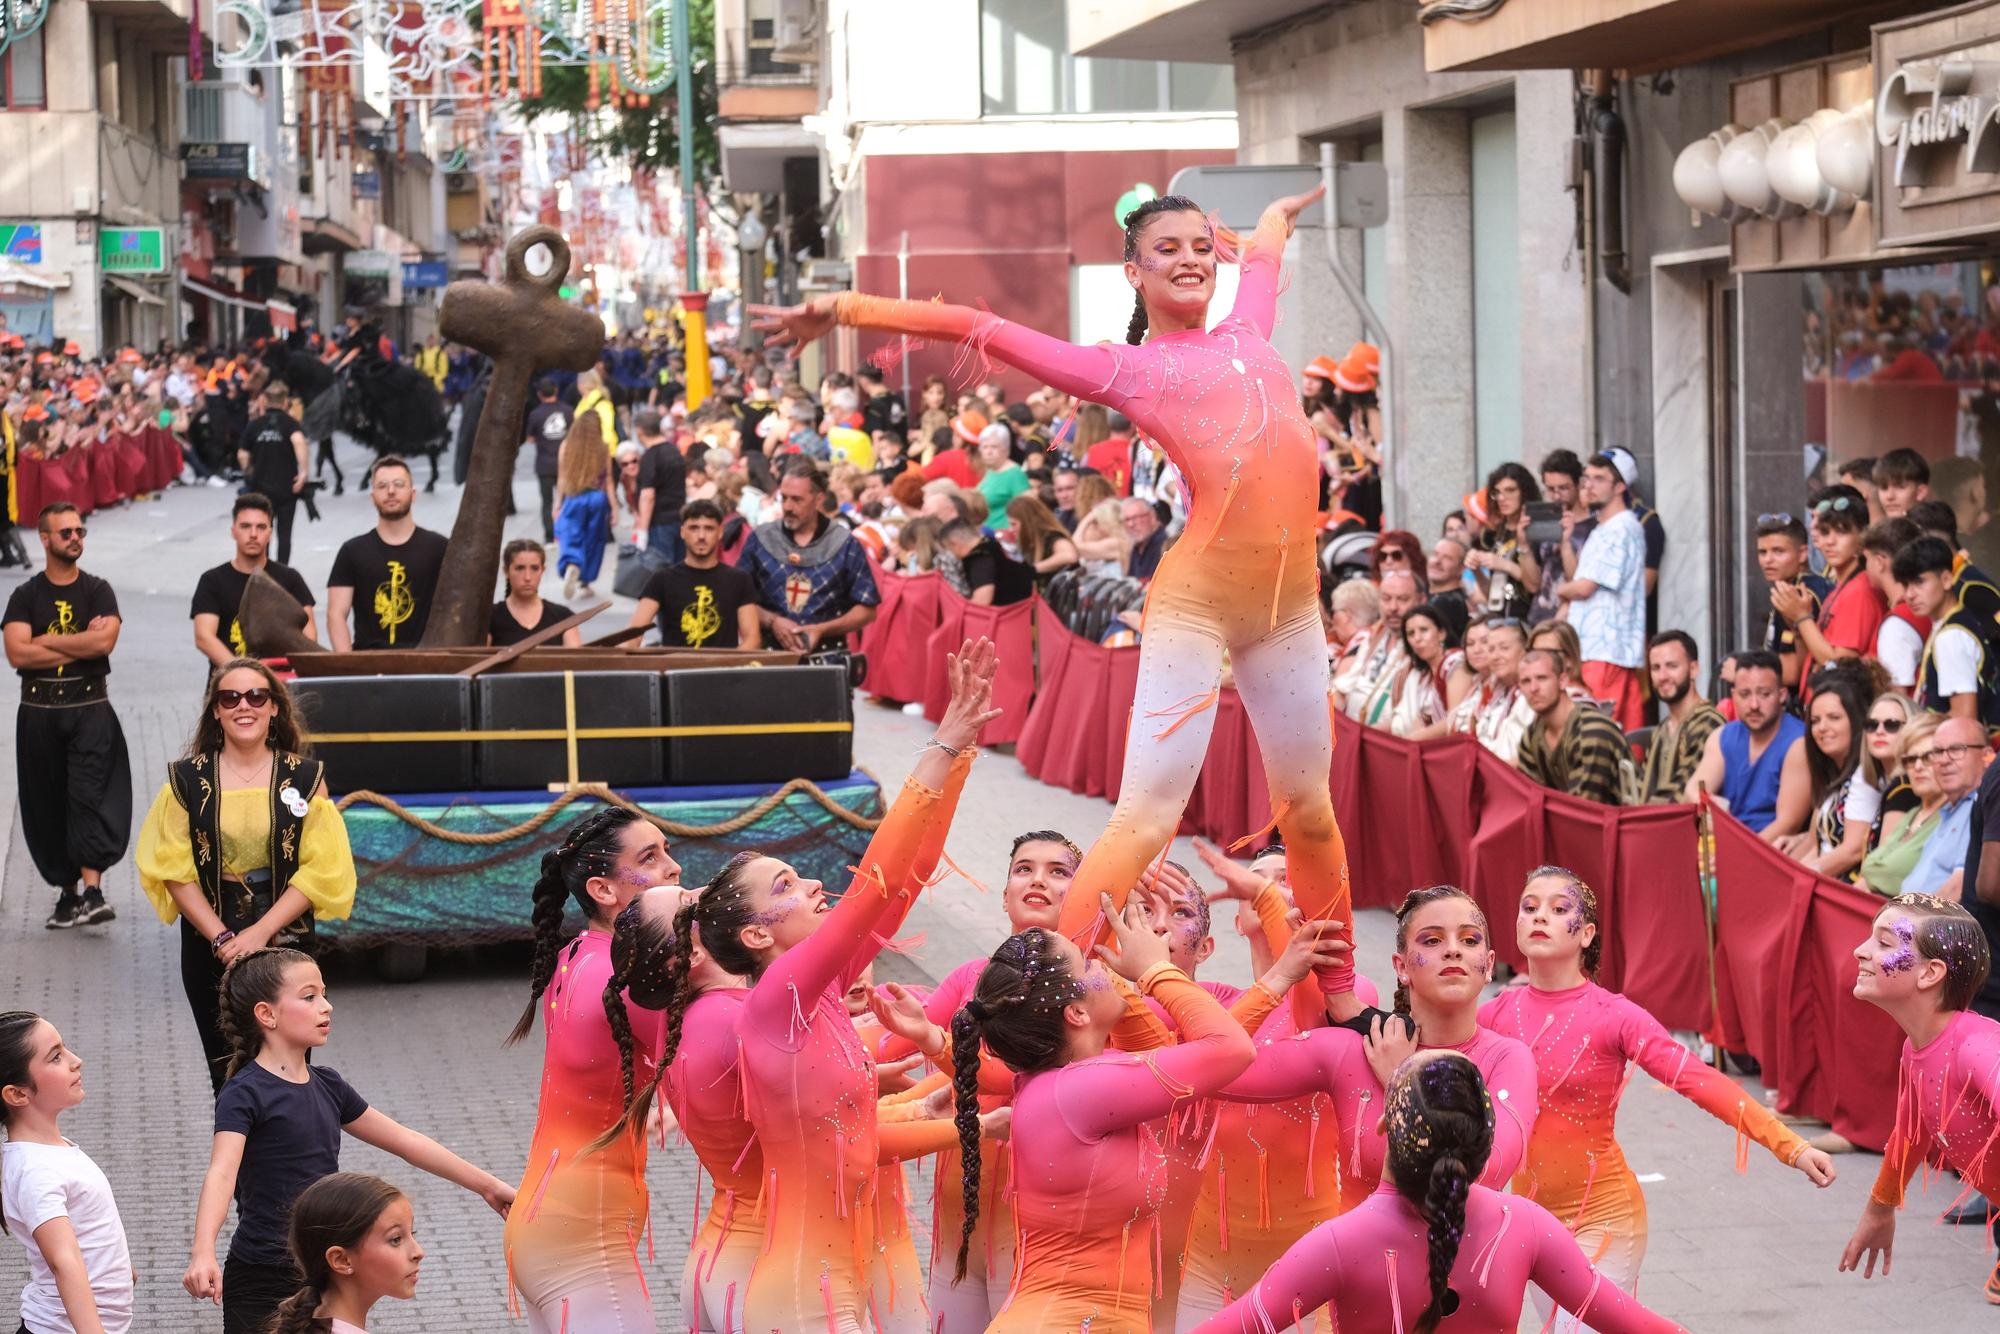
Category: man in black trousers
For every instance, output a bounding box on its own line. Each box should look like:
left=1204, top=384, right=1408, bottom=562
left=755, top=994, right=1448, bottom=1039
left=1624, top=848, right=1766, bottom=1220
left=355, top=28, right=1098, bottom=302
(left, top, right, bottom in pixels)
left=2, top=503, right=132, bottom=928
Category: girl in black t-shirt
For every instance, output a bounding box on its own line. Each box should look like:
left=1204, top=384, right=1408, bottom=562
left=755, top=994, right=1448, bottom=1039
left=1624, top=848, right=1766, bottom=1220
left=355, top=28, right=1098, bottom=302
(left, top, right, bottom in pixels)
left=488, top=539, right=580, bottom=647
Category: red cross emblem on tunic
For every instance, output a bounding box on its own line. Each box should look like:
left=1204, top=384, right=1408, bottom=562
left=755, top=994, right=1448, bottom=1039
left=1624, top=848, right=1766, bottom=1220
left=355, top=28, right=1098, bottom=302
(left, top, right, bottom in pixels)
left=784, top=571, right=813, bottom=613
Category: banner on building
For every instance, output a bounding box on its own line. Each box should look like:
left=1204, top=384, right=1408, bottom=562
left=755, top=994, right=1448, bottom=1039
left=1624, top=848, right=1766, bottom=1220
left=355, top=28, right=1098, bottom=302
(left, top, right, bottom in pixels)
left=0, top=224, right=42, bottom=263
left=99, top=228, right=166, bottom=275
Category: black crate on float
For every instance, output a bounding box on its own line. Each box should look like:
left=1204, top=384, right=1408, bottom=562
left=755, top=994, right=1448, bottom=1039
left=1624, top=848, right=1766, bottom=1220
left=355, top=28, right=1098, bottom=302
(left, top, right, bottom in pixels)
left=664, top=666, right=852, bottom=785
left=293, top=675, right=473, bottom=794
left=476, top=671, right=663, bottom=789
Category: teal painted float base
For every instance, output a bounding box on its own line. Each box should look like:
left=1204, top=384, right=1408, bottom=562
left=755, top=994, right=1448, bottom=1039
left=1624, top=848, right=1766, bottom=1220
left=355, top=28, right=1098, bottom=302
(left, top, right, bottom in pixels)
left=323, top=775, right=885, bottom=946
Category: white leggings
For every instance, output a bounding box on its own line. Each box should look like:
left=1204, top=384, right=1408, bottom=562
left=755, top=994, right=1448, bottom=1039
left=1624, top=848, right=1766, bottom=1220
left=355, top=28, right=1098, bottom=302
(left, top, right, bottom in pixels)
left=1528, top=1220, right=1644, bottom=1334
left=514, top=1240, right=658, bottom=1334
left=1068, top=603, right=1343, bottom=925
left=924, top=1227, right=1016, bottom=1334
left=680, top=1219, right=760, bottom=1334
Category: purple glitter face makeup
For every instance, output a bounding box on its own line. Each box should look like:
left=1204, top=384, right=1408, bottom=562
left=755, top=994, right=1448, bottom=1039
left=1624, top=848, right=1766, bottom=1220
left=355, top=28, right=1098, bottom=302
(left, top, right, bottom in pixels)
left=1880, top=917, right=1917, bottom=974
left=1408, top=952, right=1428, bottom=970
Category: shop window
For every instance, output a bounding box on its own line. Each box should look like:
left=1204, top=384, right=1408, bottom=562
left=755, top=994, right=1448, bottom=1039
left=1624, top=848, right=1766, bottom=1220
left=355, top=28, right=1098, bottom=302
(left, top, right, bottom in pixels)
left=1, top=27, right=46, bottom=110
left=980, top=0, right=1231, bottom=117
left=1802, top=262, right=2000, bottom=571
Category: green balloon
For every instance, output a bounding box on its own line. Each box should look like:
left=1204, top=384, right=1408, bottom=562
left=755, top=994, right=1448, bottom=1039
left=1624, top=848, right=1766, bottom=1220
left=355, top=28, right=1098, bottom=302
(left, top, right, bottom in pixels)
left=1114, top=184, right=1159, bottom=229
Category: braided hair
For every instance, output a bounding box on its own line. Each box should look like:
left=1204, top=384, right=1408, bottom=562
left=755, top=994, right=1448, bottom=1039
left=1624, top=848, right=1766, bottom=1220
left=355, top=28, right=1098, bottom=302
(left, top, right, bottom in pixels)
left=1383, top=1053, right=1494, bottom=1334
left=1391, top=885, right=1483, bottom=1018
left=216, top=947, right=315, bottom=1082
left=1522, top=865, right=1602, bottom=976
left=1120, top=193, right=1206, bottom=346
left=588, top=852, right=766, bottom=1154
left=267, top=1172, right=407, bottom=1334
left=948, top=928, right=1082, bottom=1283
left=507, top=807, right=646, bottom=1044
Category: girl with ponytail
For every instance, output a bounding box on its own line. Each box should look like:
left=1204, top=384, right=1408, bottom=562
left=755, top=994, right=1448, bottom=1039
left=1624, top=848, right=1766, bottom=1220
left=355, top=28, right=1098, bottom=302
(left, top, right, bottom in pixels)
left=1189, top=1053, right=1689, bottom=1333
left=186, top=949, right=510, bottom=1334
left=502, top=806, right=681, bottom=1332
left=266, top=1173, right=418, bottom=1334
left=1481, top=868, right=1834, bottom=1326
left=951, top=896, right=1255, bottom=1333
left=754, top=183, right=1371, bottom=1038
left=590, top=637, right=1000, bottom=1334
left=1210, top=886, right=1538, bottom=1215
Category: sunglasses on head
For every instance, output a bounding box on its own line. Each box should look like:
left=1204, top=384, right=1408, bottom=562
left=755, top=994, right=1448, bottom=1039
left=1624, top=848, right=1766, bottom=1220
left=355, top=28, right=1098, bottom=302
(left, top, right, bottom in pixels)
left=216, top=687, right=273, bottom=709
left=1813, top=496, right=1857, bottom=515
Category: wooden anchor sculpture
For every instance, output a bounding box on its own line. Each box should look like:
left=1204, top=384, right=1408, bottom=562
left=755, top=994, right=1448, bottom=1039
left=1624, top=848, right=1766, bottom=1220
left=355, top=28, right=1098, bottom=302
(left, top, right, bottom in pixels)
left=238, top=226, right=605, bottom=656
left=422, top=226, right=605, bottom=646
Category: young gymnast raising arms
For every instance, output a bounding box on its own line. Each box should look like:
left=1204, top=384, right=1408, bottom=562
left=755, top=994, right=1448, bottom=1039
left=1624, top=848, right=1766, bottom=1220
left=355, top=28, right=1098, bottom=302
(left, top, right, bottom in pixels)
left=595, top=639, right=1000, bottom=1334
left=1840, top=894, right=2000, bottom=1293
left=1213, top=886, right=1540, bottom=1213
left=1480, top=867, right=1833, bottom=1325
left=1189, top=1053, right=1690, bottom=1333
left=501, top=807, right=680, bottom=1333
left=754, top=187, right=1362, bottom=1016
left=946, top=898, right=1257, bottom=1333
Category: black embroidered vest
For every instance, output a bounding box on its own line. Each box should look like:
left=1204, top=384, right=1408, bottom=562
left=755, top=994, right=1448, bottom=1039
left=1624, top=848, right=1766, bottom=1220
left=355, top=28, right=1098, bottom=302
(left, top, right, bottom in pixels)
left=167, top=751, right=324, bottom=938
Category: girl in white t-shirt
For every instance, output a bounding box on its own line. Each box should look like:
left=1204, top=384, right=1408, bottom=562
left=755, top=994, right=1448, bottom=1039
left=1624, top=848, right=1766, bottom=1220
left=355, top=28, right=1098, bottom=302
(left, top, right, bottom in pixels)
left=268, top=1173, right=424, bottom=1334
left=0, top=1011, right=132, bottom=1334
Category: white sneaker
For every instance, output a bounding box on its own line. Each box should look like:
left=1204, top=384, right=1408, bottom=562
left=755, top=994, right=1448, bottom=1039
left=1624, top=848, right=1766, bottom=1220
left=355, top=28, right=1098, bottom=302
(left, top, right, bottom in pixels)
left=901, top=701, right=924, bottom=716
left=205, top=475, right=229, bottom=488
left=563, top=566, right=580, bottom=600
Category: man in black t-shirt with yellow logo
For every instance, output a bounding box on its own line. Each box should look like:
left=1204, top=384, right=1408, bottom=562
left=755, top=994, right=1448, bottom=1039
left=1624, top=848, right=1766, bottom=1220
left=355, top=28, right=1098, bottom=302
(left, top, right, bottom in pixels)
left=326, top=457, right=450, bottom=650
left=630, top=499, right=759, bottom=648
left=191, top=494, right=318, bottom=667
left=2, top=502, right=132, bottom=928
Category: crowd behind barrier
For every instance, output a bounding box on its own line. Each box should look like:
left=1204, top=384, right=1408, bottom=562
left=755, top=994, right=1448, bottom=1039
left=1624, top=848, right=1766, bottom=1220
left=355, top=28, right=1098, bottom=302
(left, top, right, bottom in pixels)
left=859, top=572, right=1907, bottom=1151
left=14, top=426, right=184, bottom=518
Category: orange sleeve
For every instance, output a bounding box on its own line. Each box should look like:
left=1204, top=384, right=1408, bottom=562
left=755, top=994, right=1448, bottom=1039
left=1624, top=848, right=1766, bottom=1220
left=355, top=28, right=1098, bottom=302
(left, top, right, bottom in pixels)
left=1227, top=981, right=1282, bottom=1035
left=1109, top=974, right=1175, bottom=1052
left=878, top=1069, right=949, bottom=1118
left=878, top=1115, right=960, bottom=1165
left=1869, top=1135, right=1923, bottom=1209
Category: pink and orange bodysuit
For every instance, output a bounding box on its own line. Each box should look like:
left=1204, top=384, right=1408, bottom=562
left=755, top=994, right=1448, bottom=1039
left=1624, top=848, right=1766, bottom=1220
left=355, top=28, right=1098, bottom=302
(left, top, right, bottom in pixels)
left=832, top=206, right=1355, bottom=989
left=1185, top=1181, right=1691, bottom=1334
left=736, top=752, right=974, bottom=1333
left=1479, top=980, right=1811, bottom=1306
left=986, top=962, right=1255, bottom=1333
left=1868, top=1008, right=2000, bottom=1228
left=1213, top=1021, right=1539, bottom=1211
left=505, top=928, right=665, bottom=1333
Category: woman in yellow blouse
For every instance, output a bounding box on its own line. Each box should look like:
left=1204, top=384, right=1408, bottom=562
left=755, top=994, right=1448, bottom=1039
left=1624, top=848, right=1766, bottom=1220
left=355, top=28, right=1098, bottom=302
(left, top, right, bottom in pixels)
left=137, top=658, right=355, bottom=1091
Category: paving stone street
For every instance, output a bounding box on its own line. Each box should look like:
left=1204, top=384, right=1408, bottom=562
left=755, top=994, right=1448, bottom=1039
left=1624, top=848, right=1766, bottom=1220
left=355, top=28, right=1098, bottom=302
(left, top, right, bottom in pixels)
left=0, top=442, right=1992, bottom=1331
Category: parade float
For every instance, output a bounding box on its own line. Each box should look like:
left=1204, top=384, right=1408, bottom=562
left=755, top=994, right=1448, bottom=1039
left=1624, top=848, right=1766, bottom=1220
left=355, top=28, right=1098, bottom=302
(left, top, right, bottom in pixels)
left=240, top=228, right=879, bottom=977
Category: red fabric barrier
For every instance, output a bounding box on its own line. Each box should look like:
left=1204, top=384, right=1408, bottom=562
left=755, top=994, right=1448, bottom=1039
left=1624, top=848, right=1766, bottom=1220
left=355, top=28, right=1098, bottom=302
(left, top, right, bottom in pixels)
left=1706, top=809, right=1905, bottom=1150
left=1015, top=605, right=1135, bottom=798
left=88, top=442, right=124, bottom=509
left=857, top=564, right=943, bottom=704
left=106, top=433, right=147, bottom=499
left=142, top=426, right=182, bottom=492
left=920, top=585, right=1034, bottom=746
left=15, top=455, right=44, bottom=524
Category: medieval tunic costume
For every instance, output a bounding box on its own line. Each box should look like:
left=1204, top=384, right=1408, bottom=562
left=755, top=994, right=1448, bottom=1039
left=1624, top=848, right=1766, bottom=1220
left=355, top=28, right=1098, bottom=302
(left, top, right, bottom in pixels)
left=735, top=514, right=880, bottom=648
left=136, top=753, right=356, bottom=1090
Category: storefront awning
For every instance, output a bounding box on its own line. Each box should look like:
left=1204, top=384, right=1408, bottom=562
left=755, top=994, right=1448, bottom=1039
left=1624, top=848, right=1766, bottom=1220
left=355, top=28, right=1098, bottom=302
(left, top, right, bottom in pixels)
left=182, top=276, right=262, bottom=311
left=0, top=258, right=65, bottom=290
left=106, top=275, right=165, bottom=306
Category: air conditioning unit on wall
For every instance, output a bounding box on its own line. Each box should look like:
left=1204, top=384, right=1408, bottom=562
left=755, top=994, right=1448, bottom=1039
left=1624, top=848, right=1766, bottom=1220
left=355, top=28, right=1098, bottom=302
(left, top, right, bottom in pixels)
left=770, top=0, right=818, bottom=63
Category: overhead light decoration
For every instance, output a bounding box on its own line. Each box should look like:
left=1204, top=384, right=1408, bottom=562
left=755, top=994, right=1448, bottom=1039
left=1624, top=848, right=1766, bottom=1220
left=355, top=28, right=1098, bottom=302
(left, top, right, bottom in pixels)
left=1816, top=104, right=1875, bottom=198
left=1717, top=119, right=1803, bottom=220
left=1768, top=109, right=1858, bottom=214
left=1673, top=124, right=1749, bottom=220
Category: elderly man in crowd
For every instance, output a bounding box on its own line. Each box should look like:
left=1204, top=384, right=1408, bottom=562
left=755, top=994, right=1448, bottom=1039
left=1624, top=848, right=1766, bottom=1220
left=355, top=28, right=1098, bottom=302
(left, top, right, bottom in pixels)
left=1515, top=646, right=1630, bottom=805
left=1904, top=715, right=1991, bottom=898
left=1427, top=535, right=1471, bottom=628
left=1122, top=496, right=1167, bottom=581
left=1460, top=617, right=1533, bottom=763
left=1342, top=570, right=1418, bottom=727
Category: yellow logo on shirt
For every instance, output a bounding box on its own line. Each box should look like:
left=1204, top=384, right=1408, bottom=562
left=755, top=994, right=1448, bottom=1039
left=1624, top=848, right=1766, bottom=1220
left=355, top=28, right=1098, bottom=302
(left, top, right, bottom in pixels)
left=681, top=585, right=720, bottom=648
left=374, top=561, right=414, bottom=644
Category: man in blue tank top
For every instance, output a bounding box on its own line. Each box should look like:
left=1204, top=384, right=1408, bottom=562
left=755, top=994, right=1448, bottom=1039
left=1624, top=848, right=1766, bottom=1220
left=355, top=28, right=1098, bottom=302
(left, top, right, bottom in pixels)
left=1684, top=649, right=1806, bottom=833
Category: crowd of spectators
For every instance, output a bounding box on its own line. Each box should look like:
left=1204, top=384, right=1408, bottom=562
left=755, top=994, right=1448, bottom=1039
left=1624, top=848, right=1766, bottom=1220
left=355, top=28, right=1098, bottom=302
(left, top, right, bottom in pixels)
left=1328, top=431, right=2000, bottom=917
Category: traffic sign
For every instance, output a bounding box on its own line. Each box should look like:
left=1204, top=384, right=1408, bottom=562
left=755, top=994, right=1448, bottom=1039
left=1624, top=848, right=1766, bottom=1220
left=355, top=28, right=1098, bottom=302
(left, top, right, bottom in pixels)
left=1166, top=162, right=1389, bottom=230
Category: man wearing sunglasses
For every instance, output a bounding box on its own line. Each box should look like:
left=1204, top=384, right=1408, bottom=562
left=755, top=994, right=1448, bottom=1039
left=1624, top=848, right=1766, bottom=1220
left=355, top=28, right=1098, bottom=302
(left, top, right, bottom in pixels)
left=0, top=501, right=131, bottom=930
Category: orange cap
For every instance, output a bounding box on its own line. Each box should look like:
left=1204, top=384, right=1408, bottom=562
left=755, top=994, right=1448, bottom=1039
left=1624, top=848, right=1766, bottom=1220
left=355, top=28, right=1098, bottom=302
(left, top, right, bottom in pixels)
left=118, top=346, right=142, bottom=364
left=951, top=411, right=989, bottom=446
left=1461, top=490, right=1490, bottom=527
left=1344, top=342, right=1380, bottom=372
left=61, top=341, right=80, bottom=357
left=1305, top=354, right=1342, bottom=382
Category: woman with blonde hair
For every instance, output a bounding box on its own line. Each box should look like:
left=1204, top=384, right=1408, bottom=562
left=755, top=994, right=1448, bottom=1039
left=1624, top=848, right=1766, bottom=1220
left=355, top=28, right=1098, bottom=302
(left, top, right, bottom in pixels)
left=552, top=411, right=613, bottom=598
left=1860, top=712, right=1950, bottom=897
left=1072, top=498, right=1131, bottom=578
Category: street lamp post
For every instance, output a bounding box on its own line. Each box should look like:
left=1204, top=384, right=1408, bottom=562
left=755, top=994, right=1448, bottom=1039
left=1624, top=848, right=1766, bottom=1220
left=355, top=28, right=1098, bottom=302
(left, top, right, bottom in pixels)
left=672, top=0, right=707, bottom=407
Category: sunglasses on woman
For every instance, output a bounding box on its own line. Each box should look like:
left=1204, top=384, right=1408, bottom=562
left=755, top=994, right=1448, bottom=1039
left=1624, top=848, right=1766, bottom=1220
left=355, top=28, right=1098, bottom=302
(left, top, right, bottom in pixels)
left=215, top=688, right=273, bottom=709
left=1865, top=717, right=1904, bottom=733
